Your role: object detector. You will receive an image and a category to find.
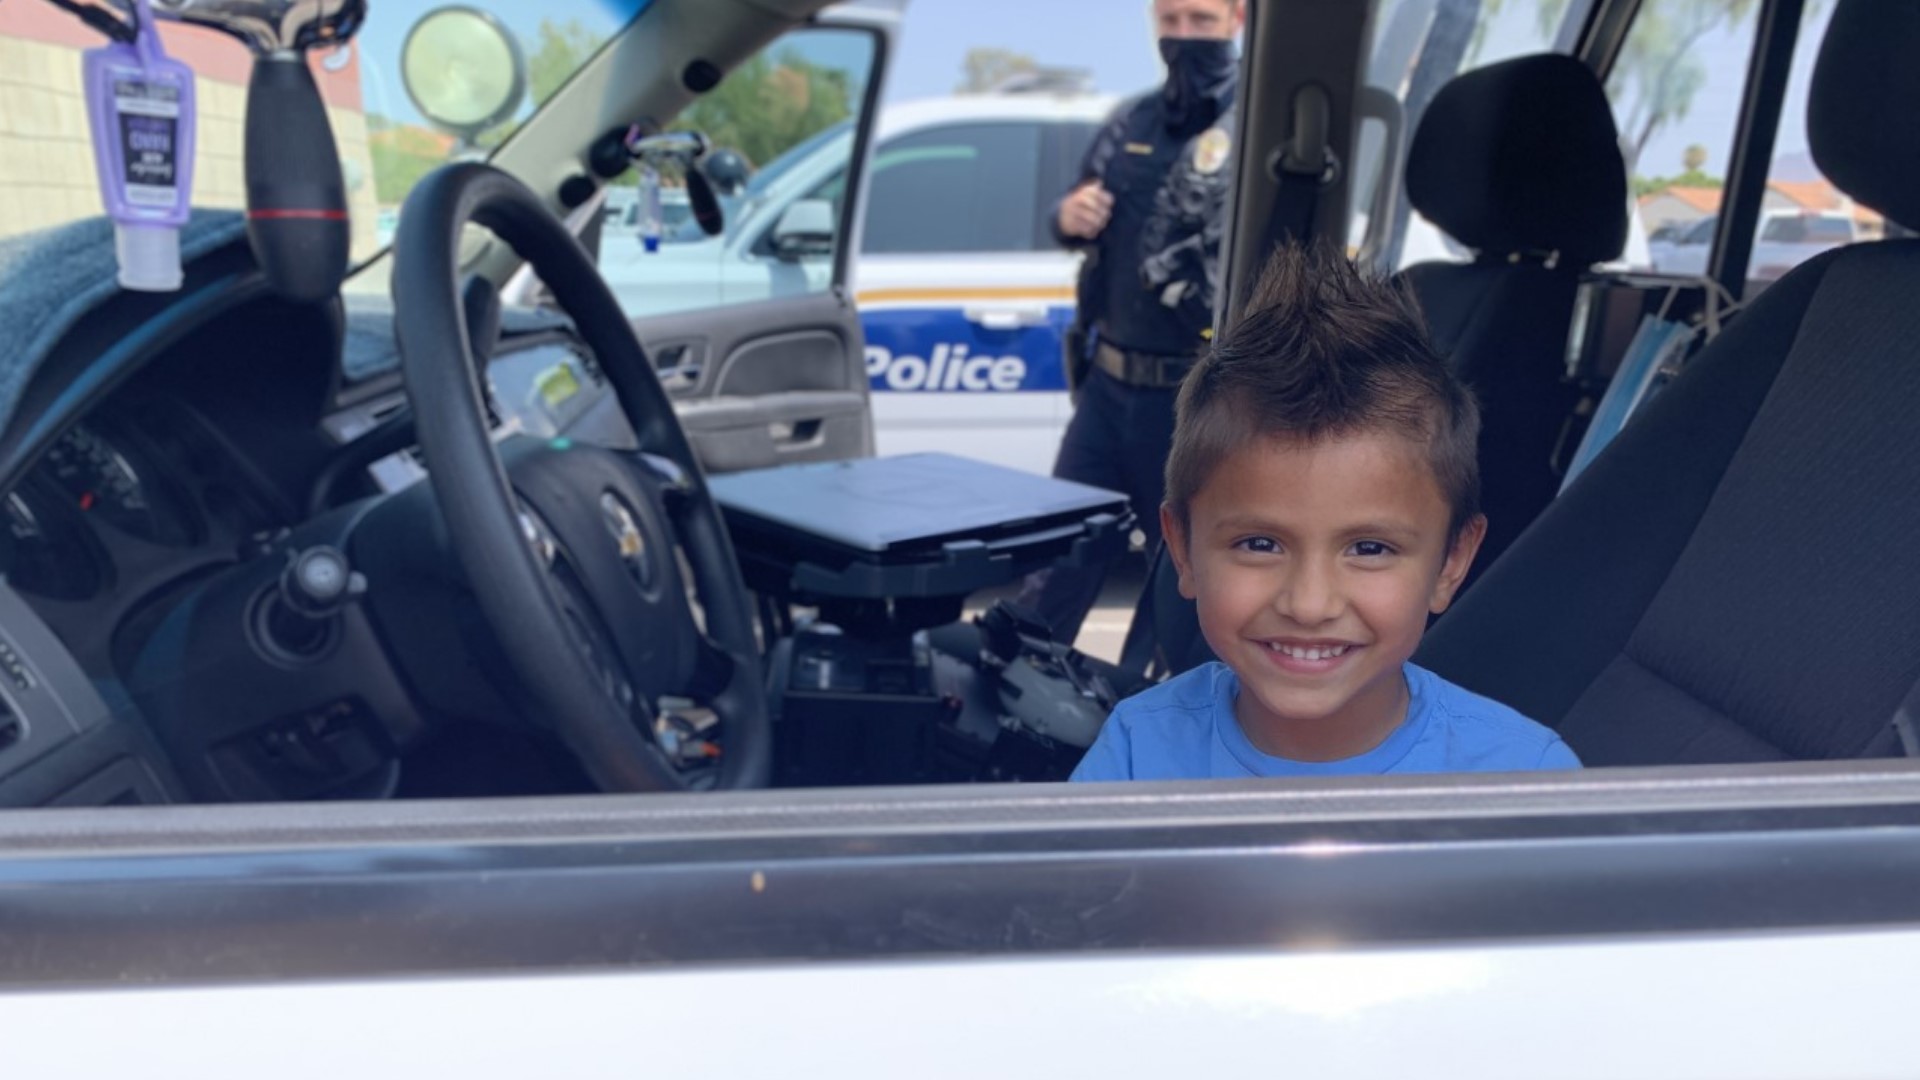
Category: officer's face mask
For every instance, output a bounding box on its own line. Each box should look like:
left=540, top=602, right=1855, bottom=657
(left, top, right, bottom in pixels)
left=1159, top=37, right=1235, bottom=134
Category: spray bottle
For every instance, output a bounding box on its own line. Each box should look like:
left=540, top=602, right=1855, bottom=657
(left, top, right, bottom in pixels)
left=638, top=163, right=664, bottom=254
left=82, top=0, right=196, bottom=292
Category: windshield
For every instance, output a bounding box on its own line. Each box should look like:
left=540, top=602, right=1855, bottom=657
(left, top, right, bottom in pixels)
left=0, top=0, right=647, bottom=264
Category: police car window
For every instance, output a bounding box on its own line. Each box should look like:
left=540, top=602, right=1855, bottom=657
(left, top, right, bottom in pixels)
left=862, top=123, right=1047, bottom=255
left=1352, top=0, right=1598, bottom=268
left=1734, top=1, right=1890, bottom=297
left=1606, top=0, right=1763, bottom=274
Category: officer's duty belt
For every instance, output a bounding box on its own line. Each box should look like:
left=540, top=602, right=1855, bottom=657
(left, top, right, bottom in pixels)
left=1093, top=341, right=1199, bottom=389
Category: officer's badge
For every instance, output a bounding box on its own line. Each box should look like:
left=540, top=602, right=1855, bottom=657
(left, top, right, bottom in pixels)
left=1194, top=127, right=1231, bottom=175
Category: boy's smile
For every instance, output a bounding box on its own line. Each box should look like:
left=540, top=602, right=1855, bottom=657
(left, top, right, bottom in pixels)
left=1163, top=431, right=1484, bottom=762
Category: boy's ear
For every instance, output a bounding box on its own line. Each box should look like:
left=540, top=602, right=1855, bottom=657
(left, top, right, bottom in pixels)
left=1430, top=514, right=1487, bottom=615
left=1160, top=504, right=1198, bottom=599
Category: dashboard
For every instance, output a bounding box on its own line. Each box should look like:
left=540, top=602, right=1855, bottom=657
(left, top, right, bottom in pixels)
left=0, top=392, right=293, bottom=664
left=0, top=291, right=623, bottom=809
left=7, top=421, right=214, bottom=602
left=0, top=331, right=608, bottom=620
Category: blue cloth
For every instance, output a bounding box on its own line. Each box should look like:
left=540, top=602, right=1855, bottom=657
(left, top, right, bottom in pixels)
left=1071, top=661, right=1581, bottom=781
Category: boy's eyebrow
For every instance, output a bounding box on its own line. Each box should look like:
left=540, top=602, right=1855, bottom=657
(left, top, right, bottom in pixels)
left=1340, top=521, right=1425, bottom=539
left=1205, top=512, right=1290, bottom=533
left=1207, top=514, right=1425, bottom=539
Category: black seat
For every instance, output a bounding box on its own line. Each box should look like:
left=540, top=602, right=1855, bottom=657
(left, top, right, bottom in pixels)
left=1416, top=0, right=1920, bottom=766
left=1398, top=53, right=1628, bottom=574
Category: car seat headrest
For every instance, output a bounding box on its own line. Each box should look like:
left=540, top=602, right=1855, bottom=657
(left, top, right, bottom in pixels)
left=1406, top=53, right=1628, bottom=267
left=1810, top=0, right=1920, bottom=232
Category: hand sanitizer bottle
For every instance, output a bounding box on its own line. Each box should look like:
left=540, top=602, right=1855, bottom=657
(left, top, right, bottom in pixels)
left=83, top=0, right=196, bottom=292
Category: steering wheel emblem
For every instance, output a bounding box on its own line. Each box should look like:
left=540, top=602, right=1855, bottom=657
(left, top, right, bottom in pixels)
left=599, top=493, right=653, bottom=589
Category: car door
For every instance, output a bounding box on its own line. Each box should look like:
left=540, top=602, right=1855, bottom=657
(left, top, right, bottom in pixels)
left=855, top=115, right=1097, bottom=474
left=590, top=8, right=894, bottom=475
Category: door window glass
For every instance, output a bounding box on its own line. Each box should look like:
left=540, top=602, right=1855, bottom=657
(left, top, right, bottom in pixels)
left=1736, top=2, right=1886, bottom=297
left=1605, top=0, right=1763, bottom=275
left=861, top=123, right=1046, bottom=254
left=592, top=28, right=877, bottom=320
left=1350, top=0, right=1596, bottom=268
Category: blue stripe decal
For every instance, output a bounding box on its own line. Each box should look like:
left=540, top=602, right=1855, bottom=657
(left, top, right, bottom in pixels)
left=861, top=306, right=1072, bottom=393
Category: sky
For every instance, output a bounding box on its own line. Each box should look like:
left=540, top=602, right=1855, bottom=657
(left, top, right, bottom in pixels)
left=1601, top=1, right=1828, bottom=181
left=883, top=0, right=1168, bottom=102
left=345, top=0, right=1830, bottom=185
left=884, top=0, right=1826, bottom=180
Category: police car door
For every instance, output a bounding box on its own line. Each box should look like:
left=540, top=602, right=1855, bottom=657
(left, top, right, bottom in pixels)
left=857, top=105, right=1104, bottom=474
left=590, top=3, right=896, bottom=474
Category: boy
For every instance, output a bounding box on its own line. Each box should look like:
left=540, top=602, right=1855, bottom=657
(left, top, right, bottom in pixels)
left=1072, top=246, right=1579, bottom=781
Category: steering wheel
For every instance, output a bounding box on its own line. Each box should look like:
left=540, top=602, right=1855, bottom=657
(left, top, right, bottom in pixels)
left=391, top=162, right=771, bottom=792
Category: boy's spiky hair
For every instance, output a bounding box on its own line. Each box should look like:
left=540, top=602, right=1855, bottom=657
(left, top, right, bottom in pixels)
left=1164, top=243, right=1481, bottom=536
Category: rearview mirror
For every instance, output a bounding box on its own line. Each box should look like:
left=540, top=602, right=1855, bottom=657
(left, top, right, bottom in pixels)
left=400, top=6, right=527, bottom=146
left=772, top=199, right=835, bottom=262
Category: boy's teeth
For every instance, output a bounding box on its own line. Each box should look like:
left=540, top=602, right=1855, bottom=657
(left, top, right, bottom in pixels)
left=1269, top=643, right=1351, bottom=660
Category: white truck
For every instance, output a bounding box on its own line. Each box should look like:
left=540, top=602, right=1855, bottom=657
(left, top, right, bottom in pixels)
left=1649, top=207, right=1858, bottom=281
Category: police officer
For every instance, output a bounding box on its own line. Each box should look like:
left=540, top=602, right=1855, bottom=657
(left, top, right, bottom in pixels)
left=1023, top=0, right=1244, bottom=644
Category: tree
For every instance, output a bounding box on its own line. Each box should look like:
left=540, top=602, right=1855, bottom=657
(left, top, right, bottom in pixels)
left=1632, top=169, right=1722, bottom=198
left=675, top=50, right=855, bottom=170
left=1684, top=142, right=1709, bottom=172
left=527, top=19, right=606, bottom=108
left=1608, top=0, right=1759, bottom=165
left=957, top=47, right=1038, bottom=93
left=368, top=117, right=455, bottom=203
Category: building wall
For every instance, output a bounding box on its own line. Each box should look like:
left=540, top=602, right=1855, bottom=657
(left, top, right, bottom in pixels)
left=1640, top=193, right=1710, bottom=233
left=0, top=20, right=379, bottom=260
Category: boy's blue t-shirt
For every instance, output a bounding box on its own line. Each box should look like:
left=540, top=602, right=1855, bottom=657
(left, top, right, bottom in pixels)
left=1071, top=661, right=1580, bottom=781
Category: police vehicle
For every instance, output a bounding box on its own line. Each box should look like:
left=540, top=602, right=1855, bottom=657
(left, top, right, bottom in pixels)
left=596, top=90, right=1115, bottom=474
left=6, top=0, right=1920, bottom=1073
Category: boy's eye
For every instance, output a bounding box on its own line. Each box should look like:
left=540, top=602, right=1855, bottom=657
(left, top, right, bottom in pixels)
left=1236, top=536, right=1281, bottom=554
left=1350, top=540, right=1395, bottom=558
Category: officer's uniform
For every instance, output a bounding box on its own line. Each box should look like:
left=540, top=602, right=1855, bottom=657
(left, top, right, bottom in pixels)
left=1025, top=71, right=1237, bottom=644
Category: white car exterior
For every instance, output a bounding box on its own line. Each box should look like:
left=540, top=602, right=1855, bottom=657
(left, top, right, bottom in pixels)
left=600, top=92, right=1117, bottom=474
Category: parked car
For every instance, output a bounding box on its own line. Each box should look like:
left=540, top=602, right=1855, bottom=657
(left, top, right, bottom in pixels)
left=1647, top=213, right=1718, bottom=270
left=1649, top=207, right=1856, bottom=280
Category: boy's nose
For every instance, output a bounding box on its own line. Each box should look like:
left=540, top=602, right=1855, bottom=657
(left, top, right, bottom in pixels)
left=1276, top=559, right=1343, bottom=626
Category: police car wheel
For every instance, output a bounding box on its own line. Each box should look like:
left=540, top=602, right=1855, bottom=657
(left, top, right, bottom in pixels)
left=392, top=162, right=772, bottom=793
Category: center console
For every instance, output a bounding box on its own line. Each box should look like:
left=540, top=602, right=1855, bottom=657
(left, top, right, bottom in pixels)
left=710, top=453, right=1133, bottom=785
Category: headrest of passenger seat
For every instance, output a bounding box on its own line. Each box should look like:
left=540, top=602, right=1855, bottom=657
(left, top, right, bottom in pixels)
left=1406, top=53, right=1627, bottom=267
left=1811, top=0, right=1920, bottom=231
